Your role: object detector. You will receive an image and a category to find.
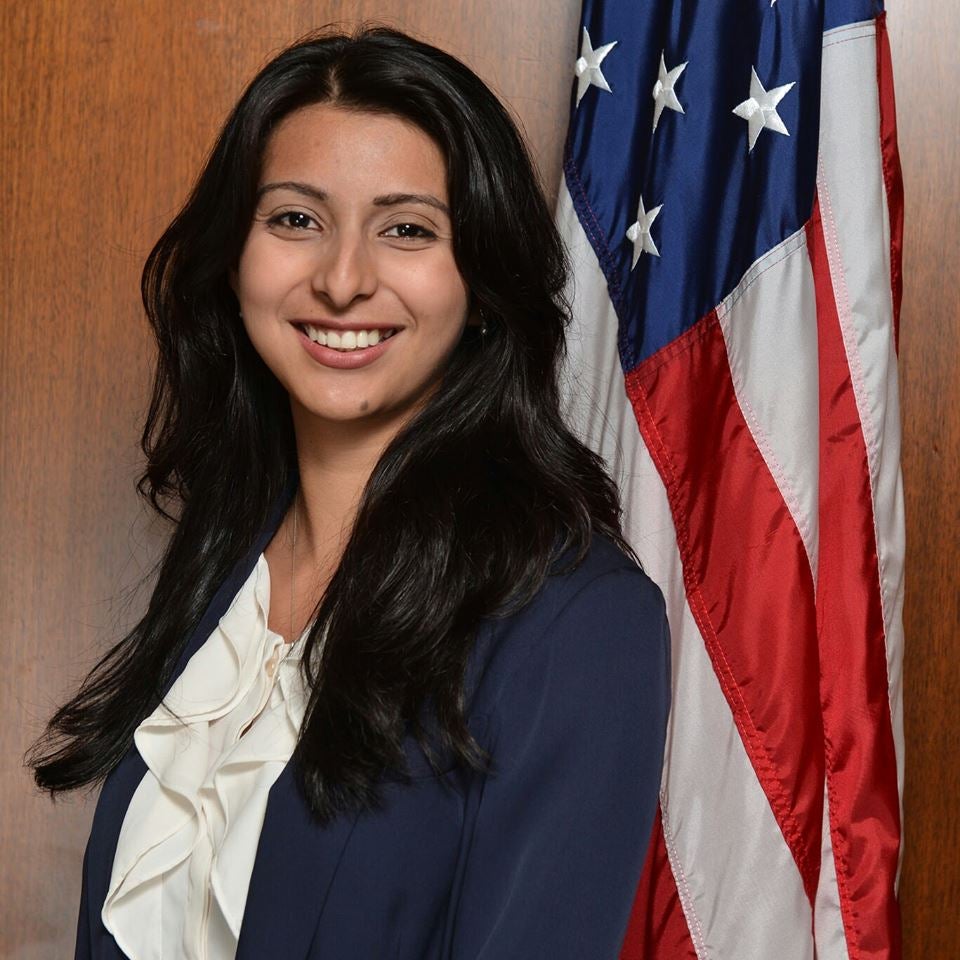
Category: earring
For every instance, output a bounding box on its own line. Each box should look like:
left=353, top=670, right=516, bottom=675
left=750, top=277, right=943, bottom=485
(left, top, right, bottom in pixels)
left=479, top=308, right=489, bottom=336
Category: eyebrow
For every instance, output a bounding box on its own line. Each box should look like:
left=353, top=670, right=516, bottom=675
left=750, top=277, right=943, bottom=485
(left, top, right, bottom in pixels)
left=257, top=181, right=450, bottom=216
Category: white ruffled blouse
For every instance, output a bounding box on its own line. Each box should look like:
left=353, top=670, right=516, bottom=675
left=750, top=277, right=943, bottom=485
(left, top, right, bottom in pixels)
left=102, top=553, right=315, bottom=960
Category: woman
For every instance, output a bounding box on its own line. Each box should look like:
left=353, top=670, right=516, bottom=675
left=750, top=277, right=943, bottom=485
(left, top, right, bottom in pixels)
left=30, top=25, right=670, bottom=960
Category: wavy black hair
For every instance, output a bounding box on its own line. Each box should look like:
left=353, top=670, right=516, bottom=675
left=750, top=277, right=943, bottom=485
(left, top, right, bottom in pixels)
left=29, top=24, right=635, bottom=825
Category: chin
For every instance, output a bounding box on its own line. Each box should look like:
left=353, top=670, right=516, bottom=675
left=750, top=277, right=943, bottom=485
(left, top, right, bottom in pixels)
left=286, top=373, right=436, bottom=431
left=290, top=388, right=395, bottom=424
left=297, top=399, right=376, bottom=422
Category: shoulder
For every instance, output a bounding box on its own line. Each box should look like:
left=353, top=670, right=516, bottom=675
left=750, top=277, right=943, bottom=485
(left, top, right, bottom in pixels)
left=466, top=533, right=670, bottom=718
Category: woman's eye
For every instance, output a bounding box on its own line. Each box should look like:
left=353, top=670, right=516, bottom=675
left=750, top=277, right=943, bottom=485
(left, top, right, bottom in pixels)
left=267, top=211, right=317, bottom=231
left=383, top=222, right=436, bottom=241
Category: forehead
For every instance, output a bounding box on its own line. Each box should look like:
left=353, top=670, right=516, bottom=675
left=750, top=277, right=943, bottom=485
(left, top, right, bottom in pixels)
left=261, top=103, right=448, bottom=199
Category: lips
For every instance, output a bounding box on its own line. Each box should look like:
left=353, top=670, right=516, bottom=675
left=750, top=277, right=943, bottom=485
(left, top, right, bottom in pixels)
left=293, top=322, right=399, bottom=370
left=295, top=322, right=398, bottom=353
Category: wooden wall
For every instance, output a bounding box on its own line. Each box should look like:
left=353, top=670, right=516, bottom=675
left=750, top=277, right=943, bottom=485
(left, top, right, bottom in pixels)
left=0, top=1, right=954, bottom=956
left=888, top=6, right=960, bottom=957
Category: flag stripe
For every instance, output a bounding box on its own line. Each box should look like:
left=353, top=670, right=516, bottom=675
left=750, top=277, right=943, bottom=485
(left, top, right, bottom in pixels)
left=874, top=12, right=903, bottom=356
left=816, top=18, right=906, bottom=921
left=873, top=13, right=907, bottom=887
left=814, top=781, right=853, bottom=960
left=624, top=316, right=824, bottom=902
left=619, top=809, right=698, bottom=960
left=812, top=51, right=905, bottom=954
left=715, top=228, right=821, bottom=584
left=806, top=196, right=902, bottom=958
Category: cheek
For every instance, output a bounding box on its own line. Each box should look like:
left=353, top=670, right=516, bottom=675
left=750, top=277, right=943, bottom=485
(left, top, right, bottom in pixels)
left=235, top=236, right=301, bottom=310
left=394, top=259, right=470, bottom=335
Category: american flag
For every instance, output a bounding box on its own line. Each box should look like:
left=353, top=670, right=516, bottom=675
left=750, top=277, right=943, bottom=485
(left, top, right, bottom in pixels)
left=555, top=1, right=905, bottom=957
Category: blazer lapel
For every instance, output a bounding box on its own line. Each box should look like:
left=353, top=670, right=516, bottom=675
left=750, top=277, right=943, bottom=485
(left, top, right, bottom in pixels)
left=235, top=767, right=361, bottom=958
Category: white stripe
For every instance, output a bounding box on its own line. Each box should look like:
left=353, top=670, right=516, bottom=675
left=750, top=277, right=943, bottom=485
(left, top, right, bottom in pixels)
left=817, top=18, right=906, bottom=866
left=557, top=184, right=813, bottom=960
left=715, top=228, right=820, bottom=586
left=813, top=783, right=851, bottom=960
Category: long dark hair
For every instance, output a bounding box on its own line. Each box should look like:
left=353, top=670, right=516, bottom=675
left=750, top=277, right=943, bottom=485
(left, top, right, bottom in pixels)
left=29, top=24, right=635, bottom=825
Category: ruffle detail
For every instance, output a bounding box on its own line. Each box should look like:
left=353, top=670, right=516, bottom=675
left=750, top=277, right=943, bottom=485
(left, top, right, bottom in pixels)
left=102, top=554, right=311, bottom=960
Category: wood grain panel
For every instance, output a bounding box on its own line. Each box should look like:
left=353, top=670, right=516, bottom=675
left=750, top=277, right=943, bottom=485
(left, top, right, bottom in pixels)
left=0, top=2, right=579, bottom=956
left=888, top=3, right=960, bottom=957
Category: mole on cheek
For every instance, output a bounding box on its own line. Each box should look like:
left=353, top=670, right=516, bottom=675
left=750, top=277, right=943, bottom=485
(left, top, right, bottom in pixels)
left=359, top=400, right=369, bottom=413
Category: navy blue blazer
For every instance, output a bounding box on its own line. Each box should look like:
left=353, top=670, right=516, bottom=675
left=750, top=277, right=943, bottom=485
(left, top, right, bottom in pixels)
left=75, top=485, right=671, bottom=959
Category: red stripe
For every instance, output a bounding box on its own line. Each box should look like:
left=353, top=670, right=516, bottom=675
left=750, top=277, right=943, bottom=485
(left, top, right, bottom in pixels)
left=806, top=198, right=902, bottom=959
left=875, top=12, right=904, bottom=357
left=625, top=319, right=824, bottom=902
left=619, top=808, right=697, bottom=960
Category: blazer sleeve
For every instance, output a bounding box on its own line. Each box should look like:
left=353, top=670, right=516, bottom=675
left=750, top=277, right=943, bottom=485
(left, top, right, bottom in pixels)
left=74, top=843, right=92, bottom=960
left=445, top=566, right=671, bottom=959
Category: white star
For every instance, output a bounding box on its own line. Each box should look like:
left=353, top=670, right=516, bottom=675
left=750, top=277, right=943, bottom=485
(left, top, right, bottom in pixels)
left=732, top=66, right=796, bottom=151
left=575, top=27, right=617, bottom=106
left=625, top=196, right=663, bottom=267
left=652, top=52, right=687, bottom=131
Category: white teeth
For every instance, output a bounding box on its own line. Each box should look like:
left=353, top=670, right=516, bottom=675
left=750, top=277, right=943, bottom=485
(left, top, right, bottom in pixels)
left=301, top=324, right=395, bottom=352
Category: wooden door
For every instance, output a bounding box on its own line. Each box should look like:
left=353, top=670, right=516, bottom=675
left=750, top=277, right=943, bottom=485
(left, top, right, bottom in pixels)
left=1, top=1, right=954, bottom=956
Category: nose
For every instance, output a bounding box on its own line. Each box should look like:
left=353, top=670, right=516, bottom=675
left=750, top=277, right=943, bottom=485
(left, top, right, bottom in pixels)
left=310, top=229, right=378, bottom=310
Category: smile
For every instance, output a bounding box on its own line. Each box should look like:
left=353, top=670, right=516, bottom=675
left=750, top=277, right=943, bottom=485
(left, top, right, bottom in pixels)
left=293, top=322, right=400, bottom=370
left=299, top=323, right=399, bottom=353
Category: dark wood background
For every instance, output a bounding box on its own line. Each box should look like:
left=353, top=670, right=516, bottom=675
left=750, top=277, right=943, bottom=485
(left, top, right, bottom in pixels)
left=1, top=2, right=954, bottom=956
left=887, top=5, right=960, bottom=956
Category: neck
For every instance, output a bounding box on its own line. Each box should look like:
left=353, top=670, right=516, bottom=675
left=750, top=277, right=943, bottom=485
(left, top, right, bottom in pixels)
left=288, top=401, right=406, bottom=568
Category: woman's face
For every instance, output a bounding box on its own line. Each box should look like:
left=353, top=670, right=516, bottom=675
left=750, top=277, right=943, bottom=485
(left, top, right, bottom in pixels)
left=233, top=102, right=471, bottom=429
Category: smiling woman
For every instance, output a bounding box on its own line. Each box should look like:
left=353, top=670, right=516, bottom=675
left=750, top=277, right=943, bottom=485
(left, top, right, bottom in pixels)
left=236, top=105, right=470, bottom=420
left=27, top=24, right=670, bottom=960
